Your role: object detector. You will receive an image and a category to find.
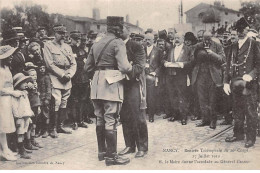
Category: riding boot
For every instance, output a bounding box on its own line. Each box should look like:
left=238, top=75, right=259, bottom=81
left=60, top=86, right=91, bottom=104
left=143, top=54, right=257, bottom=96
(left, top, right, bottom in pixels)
left=96, top=126, right=107, bottom=161
left=57, top=108, right=72, bottom=134
left=49, top=111, right=59, bottom=138
left=105, top=130, right=130, bottom=166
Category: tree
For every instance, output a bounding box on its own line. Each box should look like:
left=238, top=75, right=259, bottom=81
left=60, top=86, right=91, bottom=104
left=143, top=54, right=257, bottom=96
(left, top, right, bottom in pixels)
left=1, top=2, right=54, bottom=38
left=239, top=0, right=260, bottom=30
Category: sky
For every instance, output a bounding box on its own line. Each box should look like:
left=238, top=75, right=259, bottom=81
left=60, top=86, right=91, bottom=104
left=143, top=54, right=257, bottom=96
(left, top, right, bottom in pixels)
left=0, top=0, right=246, bottom=30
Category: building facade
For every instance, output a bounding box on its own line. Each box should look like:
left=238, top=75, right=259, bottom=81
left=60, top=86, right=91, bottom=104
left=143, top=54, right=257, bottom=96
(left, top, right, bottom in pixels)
left=185, top=2, right=242, bottom=34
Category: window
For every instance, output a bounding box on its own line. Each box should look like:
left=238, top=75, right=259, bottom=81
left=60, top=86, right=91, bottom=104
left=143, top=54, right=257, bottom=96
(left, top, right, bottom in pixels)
left=225, top=11, right=228, bottom=15
left=97, top=25, right=100, bottom=30
left=237, top=14, right=240, bottom=17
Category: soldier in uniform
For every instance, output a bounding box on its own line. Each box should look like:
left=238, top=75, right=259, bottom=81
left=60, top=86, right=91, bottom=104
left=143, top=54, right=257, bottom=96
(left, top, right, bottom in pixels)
left=68, top=30, right=90, bottom=130
left=84, top=16, right=132, bottom=166
left=43, top=24, right=77, bottom=138
left=224, top=17, right=260, bottom=148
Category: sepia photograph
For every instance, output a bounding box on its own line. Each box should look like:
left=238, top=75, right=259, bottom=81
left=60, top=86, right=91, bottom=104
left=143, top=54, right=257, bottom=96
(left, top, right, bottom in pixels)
left=0, top=0, right=260, bottom=170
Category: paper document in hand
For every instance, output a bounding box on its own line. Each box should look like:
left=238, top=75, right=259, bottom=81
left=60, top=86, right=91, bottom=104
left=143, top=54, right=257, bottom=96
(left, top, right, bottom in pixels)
left=105, top=70, right=127, bottom=84
left=167, top=62, right=180, bottom=68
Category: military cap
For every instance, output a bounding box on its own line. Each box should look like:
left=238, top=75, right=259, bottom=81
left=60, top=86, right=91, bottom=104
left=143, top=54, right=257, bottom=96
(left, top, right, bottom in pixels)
left=53, top=24, right=67, bottom=33
left=107, top=16, right=124, bottom=28
left=2, top=29, right=19, bottom=42
left=158, top=30, right=168, bottom=40
left=145, top=28, right=153, bottom=34
left=37, top=26, right=45, bottom=32
left=70, top=30, right=81, bottom=39
left=133, top=33, right=144, bottom=40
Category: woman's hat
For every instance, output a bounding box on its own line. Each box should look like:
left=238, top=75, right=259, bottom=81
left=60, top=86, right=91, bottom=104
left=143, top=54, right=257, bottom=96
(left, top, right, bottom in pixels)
left=13, top=73, right=33, bottom=88
left=0, top=45, right=18, bottom=60
left=184, top=32, right=197, bottom=44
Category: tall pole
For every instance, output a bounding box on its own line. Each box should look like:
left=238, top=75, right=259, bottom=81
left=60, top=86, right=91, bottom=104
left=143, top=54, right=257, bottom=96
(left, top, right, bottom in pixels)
left=180, top=0, right=183, bottom=24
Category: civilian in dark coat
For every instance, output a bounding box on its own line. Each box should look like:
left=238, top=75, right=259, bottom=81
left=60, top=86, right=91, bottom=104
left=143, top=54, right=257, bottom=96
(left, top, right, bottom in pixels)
left=119, top=33, right=148, bottom=158
left=192, top=32, right=225, bottom=129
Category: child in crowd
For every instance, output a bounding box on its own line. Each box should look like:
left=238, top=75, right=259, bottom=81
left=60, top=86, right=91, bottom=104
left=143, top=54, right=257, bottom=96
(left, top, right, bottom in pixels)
left=38, top=65, right=52, bottom=138
left=12, top=73, right=34, bottom=159
left=24, top=67, right=43, bottom=149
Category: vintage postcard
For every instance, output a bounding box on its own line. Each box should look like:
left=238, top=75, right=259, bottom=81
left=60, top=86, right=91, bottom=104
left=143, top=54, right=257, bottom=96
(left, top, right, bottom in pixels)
left=0, top=0, right=259, bottom=170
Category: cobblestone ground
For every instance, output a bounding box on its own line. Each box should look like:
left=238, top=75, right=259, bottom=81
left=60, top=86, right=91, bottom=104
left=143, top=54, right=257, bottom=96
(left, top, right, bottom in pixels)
left=0, top=115, right=259, bottom=170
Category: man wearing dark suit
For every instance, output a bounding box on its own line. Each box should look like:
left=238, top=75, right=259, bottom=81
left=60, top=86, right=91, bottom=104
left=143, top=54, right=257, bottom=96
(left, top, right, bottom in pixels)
left=223, top=17, right=260, bottom=148
left=162, top=32, right=193, bottom=125
left=144, top=33, right=163, bottom=122
left=191, top=32, right=225, bottom=129
left=119, top=27, right=148, bottom=158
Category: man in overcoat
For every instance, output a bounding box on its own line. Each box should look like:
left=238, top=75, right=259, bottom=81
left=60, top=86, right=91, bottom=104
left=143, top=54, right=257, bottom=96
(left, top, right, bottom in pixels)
left=192, top=32, right=225, bottom=129
left=119, top=26, right=148, bottom=158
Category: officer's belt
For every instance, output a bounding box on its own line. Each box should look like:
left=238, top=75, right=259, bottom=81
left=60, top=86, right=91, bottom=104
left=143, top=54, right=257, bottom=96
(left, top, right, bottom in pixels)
left=95, top=66, right=116, bottom=71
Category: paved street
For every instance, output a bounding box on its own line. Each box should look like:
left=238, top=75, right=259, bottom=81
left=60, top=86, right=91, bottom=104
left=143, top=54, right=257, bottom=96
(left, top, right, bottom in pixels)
left=0, top=115, right=259, bottom=170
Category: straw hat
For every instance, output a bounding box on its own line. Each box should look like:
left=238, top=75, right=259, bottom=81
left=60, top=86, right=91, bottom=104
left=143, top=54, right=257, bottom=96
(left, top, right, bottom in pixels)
left=13, top=73, right=33, bottom=88
left=0, top=45, right=17, bottom=60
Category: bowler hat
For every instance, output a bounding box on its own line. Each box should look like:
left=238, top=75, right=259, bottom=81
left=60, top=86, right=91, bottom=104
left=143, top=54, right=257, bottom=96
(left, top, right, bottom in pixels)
left=107, top=16, right=124, bottom=28
left=158, top=30, right=168, bottom=40
left=0, top=45, right=18, bottom=60
left=13, top=73, right=33, bottom=89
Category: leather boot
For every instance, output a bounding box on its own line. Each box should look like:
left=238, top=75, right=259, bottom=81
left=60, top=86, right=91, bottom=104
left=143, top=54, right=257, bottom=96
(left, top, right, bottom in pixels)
left=24, top=138, right=38, bottom=150
left=50, top=111, right=59, bottom=138
left=105, top=130, right=130, bottom=166
left=42, top=122, right=49, bottom=138
left=18, top=142, right=31, bottom=159
left=57, top=108, right=72, bottom=134
left=96, top=126, right=107, bottom=161
left=31, top=136, right=43, bottom=148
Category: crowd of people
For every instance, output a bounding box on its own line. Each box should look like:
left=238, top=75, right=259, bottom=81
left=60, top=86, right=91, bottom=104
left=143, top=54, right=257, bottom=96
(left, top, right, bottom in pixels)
left=0, top=14, right=260, bottom=166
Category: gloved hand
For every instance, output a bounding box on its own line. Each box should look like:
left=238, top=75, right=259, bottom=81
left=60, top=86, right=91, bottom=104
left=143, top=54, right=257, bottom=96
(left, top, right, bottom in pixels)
left=223, top=83, right=231, bottom=95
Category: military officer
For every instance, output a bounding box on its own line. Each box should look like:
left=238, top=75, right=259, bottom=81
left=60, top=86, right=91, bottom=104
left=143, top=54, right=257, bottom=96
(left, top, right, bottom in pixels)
left=43, top=24, right=77, bottom=138
left=224, top=17, right=260, bottom=148
left=84, top=16, right=132, bottom=166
